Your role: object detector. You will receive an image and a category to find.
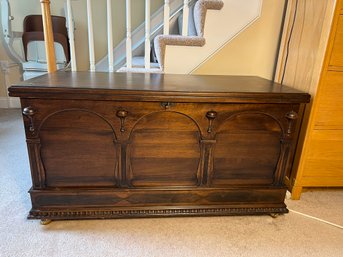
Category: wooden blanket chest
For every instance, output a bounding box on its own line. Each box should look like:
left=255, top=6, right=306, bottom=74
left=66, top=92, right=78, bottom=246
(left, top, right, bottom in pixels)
left=9, top=72, right=310, bottom=221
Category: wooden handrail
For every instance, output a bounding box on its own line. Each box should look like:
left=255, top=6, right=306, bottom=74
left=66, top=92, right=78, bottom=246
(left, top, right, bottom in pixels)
left=40, top=0, right=57, bottom=73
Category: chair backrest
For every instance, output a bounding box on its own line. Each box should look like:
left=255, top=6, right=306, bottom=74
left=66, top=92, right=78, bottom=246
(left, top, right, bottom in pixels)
left=22, top=15, right=70, bottom=62
left=23, top=15, right=68, bottom=37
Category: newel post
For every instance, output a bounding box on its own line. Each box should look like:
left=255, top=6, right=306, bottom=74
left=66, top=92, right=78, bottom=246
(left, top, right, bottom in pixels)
left=40, top=0, right=57, bottom=73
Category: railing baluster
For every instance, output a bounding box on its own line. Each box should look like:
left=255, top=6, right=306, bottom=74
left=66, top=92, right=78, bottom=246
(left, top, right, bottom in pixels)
left=145, top=0, right=151, bottom=69
left=107, top=0, right=114, bottom=72
left=182, top=0, right=189, bottom=36
left=40, top=0, right=56, bottom=73
left=86, top=0, right=95, bottom=71
left=126, top=0, right=132, bottom=68
left=163, top=0, right=170, bottom=35
left=66, top=0, right=77, bottom=71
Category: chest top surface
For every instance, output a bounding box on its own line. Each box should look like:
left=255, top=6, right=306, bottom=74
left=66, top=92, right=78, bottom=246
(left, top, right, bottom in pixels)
left=9, top=71, right=310, bottom=103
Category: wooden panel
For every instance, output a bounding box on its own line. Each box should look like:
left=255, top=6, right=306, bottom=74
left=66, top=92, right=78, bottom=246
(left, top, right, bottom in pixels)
left=303, top=160, right=343, bottom=177
left=212, top=113, right=282, bottom=185
left=11, top=73, right=309, bottom=219
left=275, top=0, right=334, bottom=95
left=314, top=72, right=343, bottom=128
left=303, top=130, right=343, bottom=177
left=330, top=15, right=343, bottom=67
left=30, top=188, right=286, bottom=208
left=128, top=111, right=201, bottom=187
left=40, top=110, right=118, bottom=187
left=9, top=72, right=310, bottom=104
left=286, top=1, right=343, bottom=199
left=300, top=176, right=343, bottom=186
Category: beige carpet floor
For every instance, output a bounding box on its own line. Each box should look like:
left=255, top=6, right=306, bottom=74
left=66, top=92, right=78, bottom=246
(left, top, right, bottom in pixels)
left=1, top=109, right=342, bottom=257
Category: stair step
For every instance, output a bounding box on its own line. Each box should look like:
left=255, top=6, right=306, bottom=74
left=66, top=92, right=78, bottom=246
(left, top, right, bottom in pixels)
left=117, top=56, right=162, bottom=73
left=117, top=67, right=163, bottom=73
left=132, top=56, right=160, bottom=68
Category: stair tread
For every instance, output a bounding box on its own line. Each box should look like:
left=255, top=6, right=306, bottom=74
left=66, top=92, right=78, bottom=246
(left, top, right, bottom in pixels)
left=131, top=56, right=160, bottom=68
left=117, top=66, right=163, bottom=73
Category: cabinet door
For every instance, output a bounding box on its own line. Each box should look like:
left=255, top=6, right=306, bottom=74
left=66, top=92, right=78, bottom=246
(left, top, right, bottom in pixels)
left=127, top=111, right=202, bottom=187
left=329, top=15, right=343, bottom=68
left=315, top=71, right=343, bottom=129
left=302, top=130, right=343, bottom=178
left=211, top=112, right=283, bottom=186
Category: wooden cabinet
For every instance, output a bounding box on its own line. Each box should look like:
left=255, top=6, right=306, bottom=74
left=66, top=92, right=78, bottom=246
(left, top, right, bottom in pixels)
left=329, top=16, right=343, bottom=68
left=9, top=72, right=309, bottom=221
left=314, top=72, right=343, bottom=128
left=293, top=1, right=343, bottom=198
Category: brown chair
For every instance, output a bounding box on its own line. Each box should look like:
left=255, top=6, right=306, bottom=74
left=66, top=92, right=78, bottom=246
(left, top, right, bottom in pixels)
left=22, top=15, right=70, bottom=62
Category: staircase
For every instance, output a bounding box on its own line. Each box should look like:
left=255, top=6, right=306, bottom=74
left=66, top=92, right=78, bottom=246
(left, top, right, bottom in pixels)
left=91, top=0, right=263, bottom=74
left=1, top=0, right=263, bottom=77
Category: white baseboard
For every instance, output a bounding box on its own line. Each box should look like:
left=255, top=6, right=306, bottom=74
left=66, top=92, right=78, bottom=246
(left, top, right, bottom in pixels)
left=0, top=97, right=20, bottom=108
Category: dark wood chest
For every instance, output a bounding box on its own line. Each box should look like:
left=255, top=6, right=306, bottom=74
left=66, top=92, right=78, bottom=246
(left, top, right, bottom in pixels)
left=9, top=72, right=310, bottom=220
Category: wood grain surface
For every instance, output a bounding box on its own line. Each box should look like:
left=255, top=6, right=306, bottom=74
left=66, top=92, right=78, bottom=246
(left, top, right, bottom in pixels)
left=11, top=73, right=309, bottom=220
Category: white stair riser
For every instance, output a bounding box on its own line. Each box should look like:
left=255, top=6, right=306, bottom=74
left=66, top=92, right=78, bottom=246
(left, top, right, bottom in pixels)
left=164, top=0, right=262, bottom=74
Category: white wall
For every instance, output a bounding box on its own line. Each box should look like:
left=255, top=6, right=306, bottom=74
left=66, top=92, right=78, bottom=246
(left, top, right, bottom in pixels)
left=194, top=0, right=286, bottom=80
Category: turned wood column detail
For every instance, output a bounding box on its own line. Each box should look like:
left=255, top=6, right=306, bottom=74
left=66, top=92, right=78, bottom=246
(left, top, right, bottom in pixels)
left=200, top=111, right=218, bottom=186
left=23, top=107, right=36, bottom=135
left=274, top=110, right=299, bottom=185
left=22, top=106, right=46, bottom=188
left=40, top=0, right=57, bottom=73
left=206, top=111, right=217, bottom=133
left=26, top=139, right=46, bottom=189
left=116, top=110, right=128, bottom=132
left=200, top=139, right=216, bottom=187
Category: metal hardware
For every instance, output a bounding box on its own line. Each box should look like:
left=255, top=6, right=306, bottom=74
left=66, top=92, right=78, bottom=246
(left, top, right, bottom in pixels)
left=206, top=111, right=217, bottom=133
left=160, top=102, right=174, bottom=109
left=22, top=107, right=36, bottom=133
left=40, top=219, right=52, bottom=225
left=116, top=110, right=128, bottom=132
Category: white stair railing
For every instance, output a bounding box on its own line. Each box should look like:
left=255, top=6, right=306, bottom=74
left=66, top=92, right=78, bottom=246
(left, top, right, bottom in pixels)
left=77, top=0, right=192, bottom=72
left=144, top=0, right=151, bottom=69
left=86, top=0, right=95, bottom=71
left=163, top=0, right=170, bottom=35
left=107, top=0, right=114, bottom=72
left=66, top=0, right=77, bottom=71
left=182, top=0, right=189, bottom=36
left=126, top=0, right=132, bottom=68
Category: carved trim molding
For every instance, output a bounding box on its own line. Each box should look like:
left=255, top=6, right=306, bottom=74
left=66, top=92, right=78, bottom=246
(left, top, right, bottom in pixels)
left=38, top=108, right=117, bottom=138
left=28, top=207, right=288, bottom=220
left=216, top=111, right=285, bottom=135
left=129, top=110, right=203, bottom=140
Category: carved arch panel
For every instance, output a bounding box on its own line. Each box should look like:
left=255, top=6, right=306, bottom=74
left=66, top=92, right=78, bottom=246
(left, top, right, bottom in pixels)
left=211, top=112, right=283, bottom=186
left=127, top=111, right=202, bottom=187
left=39, top=110, right=118, bottom=187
